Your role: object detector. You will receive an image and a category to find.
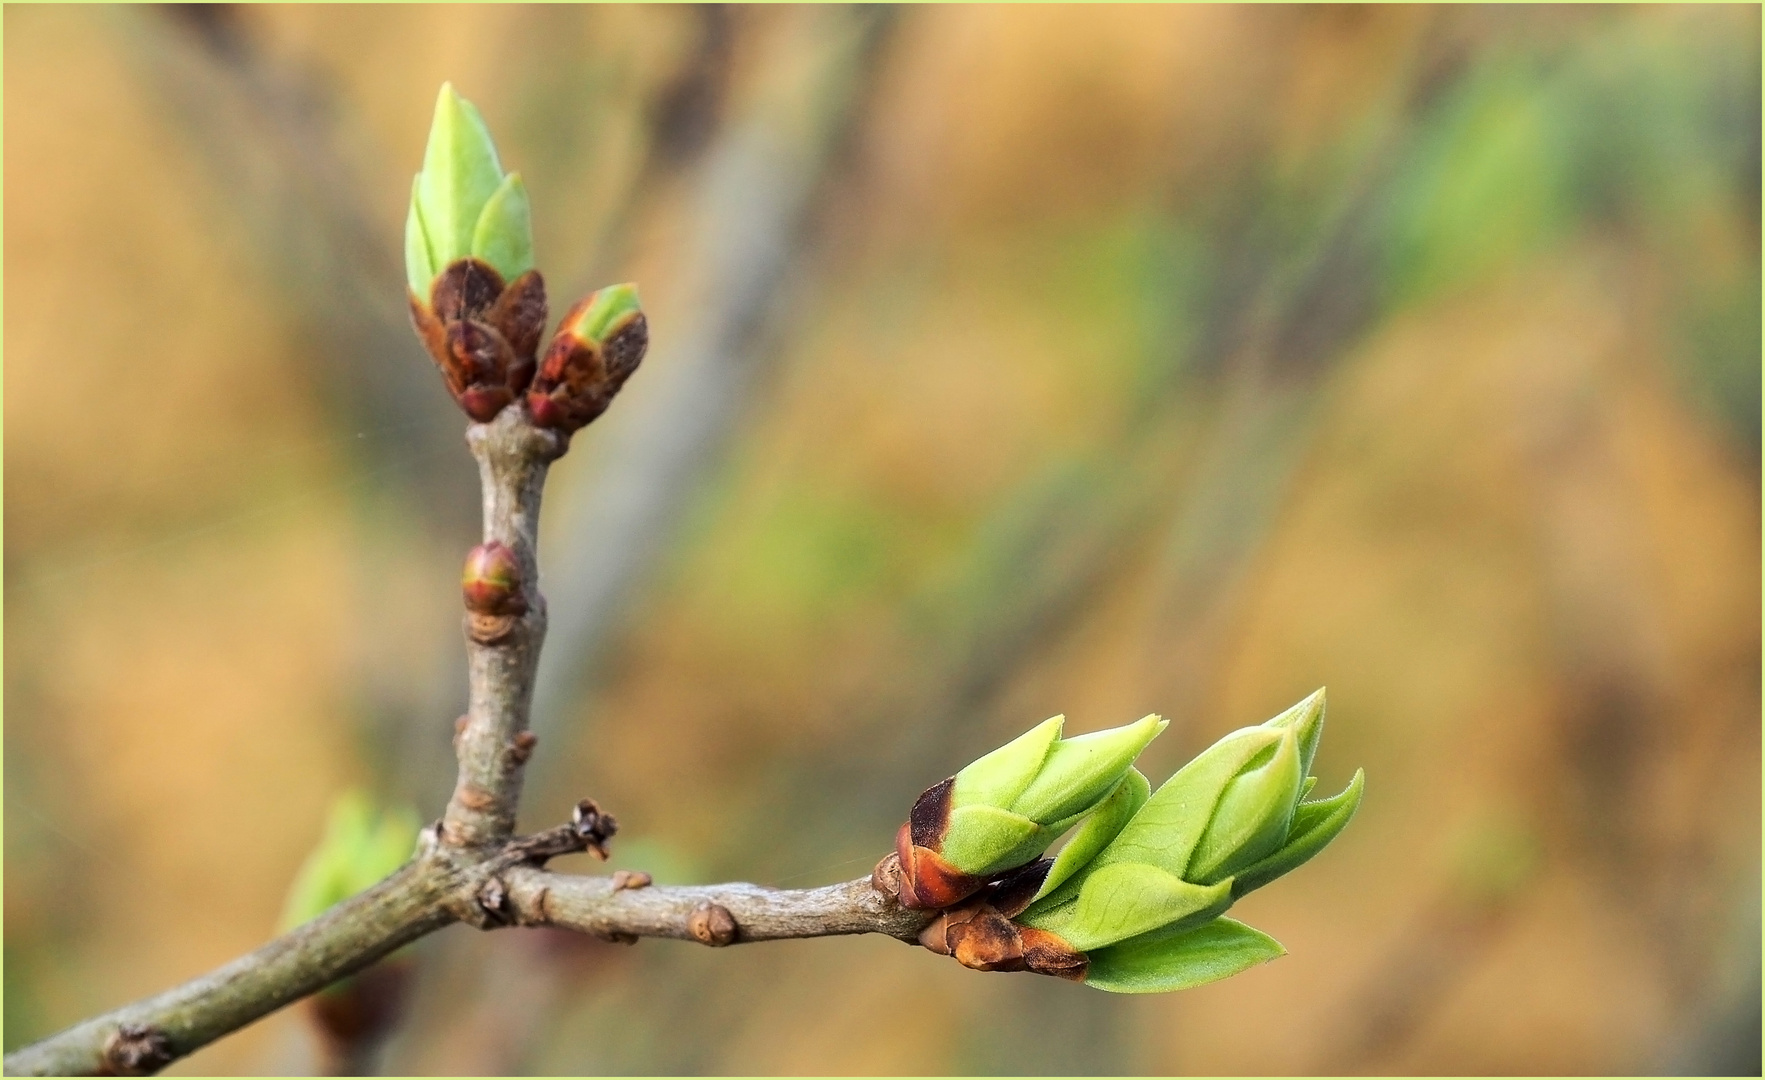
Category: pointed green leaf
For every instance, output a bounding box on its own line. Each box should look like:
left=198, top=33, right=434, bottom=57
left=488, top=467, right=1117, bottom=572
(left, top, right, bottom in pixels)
left=1263, top=688, right=1326, bottom=779
left=1299, top=775, right=1318, bottom=801
left=471, top=172, right=533, bottom=283
left=1011, top=714, right=1167, bottom=824
left=1231, top=768, right=1364, bottom=897
left=416, top=83, right=505, bottom=267
left=1188, top=725, right=1304, bottom=884
left=938, top=803, right=1044, bottom=877
left=1032, top=768, right=1149, bottom=904
left=1083, top=726, right=1282, bottom=879
left=1084, top=917, right=1286, bottom=994
left=953, top=715, right=1063, bottom=812
left=1053, top=862, right=1232, bottom=952
left=566, top=282, right=645, bottom=344
left=405, top=175, right=436, bottom=295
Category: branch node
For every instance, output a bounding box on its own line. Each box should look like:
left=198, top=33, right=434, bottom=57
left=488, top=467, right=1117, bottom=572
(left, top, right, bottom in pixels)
left=456, top=783, right=497, bottom=812
left=610, top=869, right=652, bottom=892
left=688, top=902, right=739, bottom=947
left=571, top=798, right=618, bottom=859
left=100, top=1023, right=173, bottom=1077
left=507, top=730, right=539, bottom=766
left=469, top=875, right=513, bottom=928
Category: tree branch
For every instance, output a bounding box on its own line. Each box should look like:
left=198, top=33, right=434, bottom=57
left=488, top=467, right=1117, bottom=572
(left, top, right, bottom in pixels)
left=503, top=870, right=931, bottom=946
left=0, top=862, right=460, bottom=1077
left=2, top=806, right=919, bottom=1076
left=441, top=410, right=566, bottom=849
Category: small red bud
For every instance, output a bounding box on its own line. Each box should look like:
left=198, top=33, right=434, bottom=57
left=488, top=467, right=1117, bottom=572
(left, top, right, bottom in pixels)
left=462, top=542, right=525, bottom=616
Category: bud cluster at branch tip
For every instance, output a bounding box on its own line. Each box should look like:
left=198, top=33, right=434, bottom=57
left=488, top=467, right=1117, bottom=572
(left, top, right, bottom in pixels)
left=405, top=83, right=647, bottom=432
left=887, top=690, right=1364, bottom=993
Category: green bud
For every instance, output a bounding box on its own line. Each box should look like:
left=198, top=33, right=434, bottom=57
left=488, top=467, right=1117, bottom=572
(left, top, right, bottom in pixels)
left=1000, top=690, right=1362, bottom=992
left=281, top=792, right=421, bottom=930
left=942, top=714, right=1167, bottom=877
left=1185, top=723, right=1303, bottom=884
left=893, top=714, right=1167, bottom=909
left=1013, top=716, right=1168, bottom=823
left=1033, top=767, right=1149, bottom=903
left=565, top=282, right=643, bottom=345
left=406, top=83, right=533, bottom=295
left=1262, top=686, right=1326, bottom=780
left=1229, top=767, right=1364, bottom=898
left=527, top=283, right=649, bottom=432
left=1083, top=917, right=1286, bottom=994
left=1073, top=725, right=1282, bottom=881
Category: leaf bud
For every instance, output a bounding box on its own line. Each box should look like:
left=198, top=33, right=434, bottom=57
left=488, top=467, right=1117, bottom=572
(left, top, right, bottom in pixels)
left=526, top=284, right=649, bottom=432
left=405, top=84, right=547, bottom=423
left=894, top=714, right=1167, bottom=909
left=461, top=541, right=526, bottom=616
left=995, top=691, right=1362, bottom=993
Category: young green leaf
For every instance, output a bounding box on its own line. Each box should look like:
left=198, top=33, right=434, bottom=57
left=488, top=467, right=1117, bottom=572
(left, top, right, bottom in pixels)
left=470, top=173, right=534, bottom=284
left=1011, top=714, right=1167, bottom=823
left=1054, top=862, right=1232, bottom=952
left=952, top=715, right=1063, bottom=811
left=1083, top=917, right=1286, bottom=994
left=938, top=803, right=1044, bottom=877
left=1083, top=726, right=1282, bottom=879
left=1230, top=768, right=1365, bottom=898
left=1186, top=724, right=1304, bottom=884
left=1032, top=768, right=1150, bottom=903
left=415, top=83, right=505, bottom=269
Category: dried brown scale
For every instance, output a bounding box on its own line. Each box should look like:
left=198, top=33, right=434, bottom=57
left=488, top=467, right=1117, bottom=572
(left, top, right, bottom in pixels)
left=870, top=852, right=903, bottom=899
left=476, top=877, right=511, bottom=923
left=916, top=891, right=1089, bottom=982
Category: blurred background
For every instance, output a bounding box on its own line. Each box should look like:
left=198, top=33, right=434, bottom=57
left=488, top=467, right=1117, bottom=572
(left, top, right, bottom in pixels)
left=5, top=4, right=1759, bottom=1075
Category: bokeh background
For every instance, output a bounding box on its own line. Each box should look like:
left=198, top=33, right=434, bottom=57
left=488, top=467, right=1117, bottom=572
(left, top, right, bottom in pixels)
left=6, top=4, right=1760, bottom=1075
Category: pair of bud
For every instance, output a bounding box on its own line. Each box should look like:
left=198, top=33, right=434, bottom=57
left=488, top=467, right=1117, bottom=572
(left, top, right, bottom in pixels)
left=888, top=691, right=1364, bottom=993
left=405, top=84, right=646, bottom=431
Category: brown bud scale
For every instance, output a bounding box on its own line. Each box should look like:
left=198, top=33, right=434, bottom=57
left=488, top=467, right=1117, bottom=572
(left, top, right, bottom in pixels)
left=409, top=259, right=548, bottom=424
left=527, top=301, right=649, bottom=432
left=894, top=821, right=987, bottom=910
